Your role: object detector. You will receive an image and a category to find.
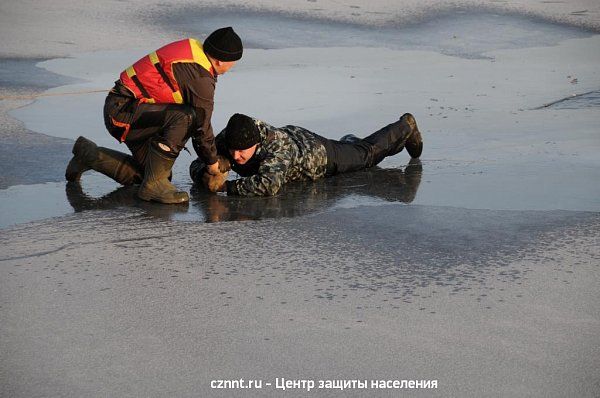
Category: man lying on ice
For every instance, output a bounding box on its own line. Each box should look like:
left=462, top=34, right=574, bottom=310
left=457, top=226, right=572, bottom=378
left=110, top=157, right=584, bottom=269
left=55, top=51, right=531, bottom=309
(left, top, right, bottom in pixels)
left=190, top=112, right=423, bottom=196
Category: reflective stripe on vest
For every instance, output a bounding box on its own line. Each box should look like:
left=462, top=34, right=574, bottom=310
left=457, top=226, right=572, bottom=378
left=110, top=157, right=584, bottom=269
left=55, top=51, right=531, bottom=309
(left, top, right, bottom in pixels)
left=119, top=38, right=214, bottom=104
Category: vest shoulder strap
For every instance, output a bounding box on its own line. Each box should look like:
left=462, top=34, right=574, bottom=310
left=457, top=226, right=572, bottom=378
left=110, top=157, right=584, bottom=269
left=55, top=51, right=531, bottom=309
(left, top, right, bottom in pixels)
left=188, top=39, right=214, bottom=74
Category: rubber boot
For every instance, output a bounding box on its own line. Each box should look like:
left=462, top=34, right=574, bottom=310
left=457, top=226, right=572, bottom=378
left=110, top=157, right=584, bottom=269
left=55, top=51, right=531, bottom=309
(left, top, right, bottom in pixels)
left=403, top=113, right=423, bottom=158
left=137, top=145, right=189, bottom=204
left=65, top=136, right=142, bottom=185
left=362, top=115, right=413, bottom=167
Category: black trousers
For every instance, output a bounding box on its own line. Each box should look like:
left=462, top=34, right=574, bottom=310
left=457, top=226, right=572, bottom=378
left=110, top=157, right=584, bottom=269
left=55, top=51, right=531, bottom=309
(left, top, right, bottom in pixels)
left=103, top=93, right=195, bottom=166
left=317, top=119, right=412, bottom=176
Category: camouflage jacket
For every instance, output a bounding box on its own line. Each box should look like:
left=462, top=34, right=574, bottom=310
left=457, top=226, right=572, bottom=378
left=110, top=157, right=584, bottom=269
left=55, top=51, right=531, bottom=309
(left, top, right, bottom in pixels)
left=216, top=118, right=328, bottom=196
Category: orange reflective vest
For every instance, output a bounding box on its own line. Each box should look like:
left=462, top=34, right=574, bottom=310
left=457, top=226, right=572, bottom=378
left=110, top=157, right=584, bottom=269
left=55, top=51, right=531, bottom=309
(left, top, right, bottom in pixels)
left=119, top=38, right=214, bottom=104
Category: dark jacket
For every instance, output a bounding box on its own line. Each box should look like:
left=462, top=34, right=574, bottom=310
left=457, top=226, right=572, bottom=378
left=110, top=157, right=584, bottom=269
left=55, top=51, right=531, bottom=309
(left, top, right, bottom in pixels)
left=111, top=62, right=218, bottom=164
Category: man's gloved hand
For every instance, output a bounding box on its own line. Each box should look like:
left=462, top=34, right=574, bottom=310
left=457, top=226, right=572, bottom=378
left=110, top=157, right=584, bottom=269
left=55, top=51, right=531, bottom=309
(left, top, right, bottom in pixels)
left=207, top=156, right=232, bottom=175
left=202, top=170, right=229, bottom=192
left=217, top=155, right=231, bottom=173
left=206, top=161, right=220, bottom=176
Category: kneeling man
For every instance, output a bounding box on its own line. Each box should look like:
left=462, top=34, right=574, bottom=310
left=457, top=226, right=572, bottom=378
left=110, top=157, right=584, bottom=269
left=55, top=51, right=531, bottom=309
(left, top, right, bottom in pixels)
left=191, top=113, right=423, bottom=196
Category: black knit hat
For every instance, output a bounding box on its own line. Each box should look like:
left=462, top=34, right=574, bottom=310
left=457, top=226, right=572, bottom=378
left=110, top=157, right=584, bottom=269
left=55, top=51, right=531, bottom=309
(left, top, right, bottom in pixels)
left=204, top=27, right=243, bottom=62
left=225, top=113, right=260, bottom=150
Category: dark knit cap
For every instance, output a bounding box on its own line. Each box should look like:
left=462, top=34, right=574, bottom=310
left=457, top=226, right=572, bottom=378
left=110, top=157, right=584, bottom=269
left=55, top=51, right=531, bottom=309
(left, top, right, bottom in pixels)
left=204, top=27, right=243, bottom=62
left=225, top=113, right=260, bottom=150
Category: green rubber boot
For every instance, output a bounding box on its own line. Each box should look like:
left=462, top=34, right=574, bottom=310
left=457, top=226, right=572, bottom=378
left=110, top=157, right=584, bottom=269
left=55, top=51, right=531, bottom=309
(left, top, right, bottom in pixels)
left=65, top=136, right=142, bottom=185
left=137, top=145, right=189, bottom=204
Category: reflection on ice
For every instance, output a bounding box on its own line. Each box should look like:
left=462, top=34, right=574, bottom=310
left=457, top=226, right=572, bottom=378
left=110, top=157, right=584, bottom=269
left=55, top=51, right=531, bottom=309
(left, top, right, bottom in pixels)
left=195, top=160, right=422, bottom=222
left=65, top=183, right=190, bottom=218
left=64, top=160, right=422, bottom=223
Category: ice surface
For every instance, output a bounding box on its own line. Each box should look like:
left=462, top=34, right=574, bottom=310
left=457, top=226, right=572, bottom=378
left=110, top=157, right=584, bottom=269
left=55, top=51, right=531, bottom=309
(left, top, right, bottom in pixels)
left=165, top=8, right=593, bottom=58
left=4, top=23, right=599, bottom=224
left=1, top=4, right=599, bottom=397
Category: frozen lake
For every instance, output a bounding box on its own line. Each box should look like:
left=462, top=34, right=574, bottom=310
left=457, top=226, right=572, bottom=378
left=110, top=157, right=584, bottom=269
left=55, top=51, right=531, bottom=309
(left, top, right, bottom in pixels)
left=1, top=4, right=599, bottom=397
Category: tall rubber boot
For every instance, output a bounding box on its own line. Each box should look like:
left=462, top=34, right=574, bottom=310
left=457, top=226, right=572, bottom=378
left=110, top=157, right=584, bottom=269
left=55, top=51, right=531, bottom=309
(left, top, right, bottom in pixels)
left=137, top=145, right=189, bottom=204
left=403, top=113, right=423, bottom=158
left=65, top=136, right=142, bottom=185
left=362, top=114, right=415, bottom=167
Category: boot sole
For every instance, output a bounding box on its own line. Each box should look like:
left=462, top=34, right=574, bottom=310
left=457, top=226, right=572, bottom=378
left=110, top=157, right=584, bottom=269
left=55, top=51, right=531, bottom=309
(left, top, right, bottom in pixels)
left=65, top=157, right=86, bottom=182
left=406, top=139, right=423, bottom=158
left=402, top=114, right=423, bottom=158
left=65, top=136, right=98, bottom=181
left=137, top=190, right=189, bottom=204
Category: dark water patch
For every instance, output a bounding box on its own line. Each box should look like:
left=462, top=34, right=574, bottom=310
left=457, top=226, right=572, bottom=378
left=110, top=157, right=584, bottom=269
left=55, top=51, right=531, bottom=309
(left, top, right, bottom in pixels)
left=0, top=58, right=77, bottom=89
left=71, top=162, right=420, bottom=223
left=0, top=129, right=73, bottom=190
left=0, top=58, right=81, bottom=190
left=0, top=161, right=421, bottom=228
left=189, top=161, right=422, bottom=223
left=153, top=7, right=593, bottom=58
